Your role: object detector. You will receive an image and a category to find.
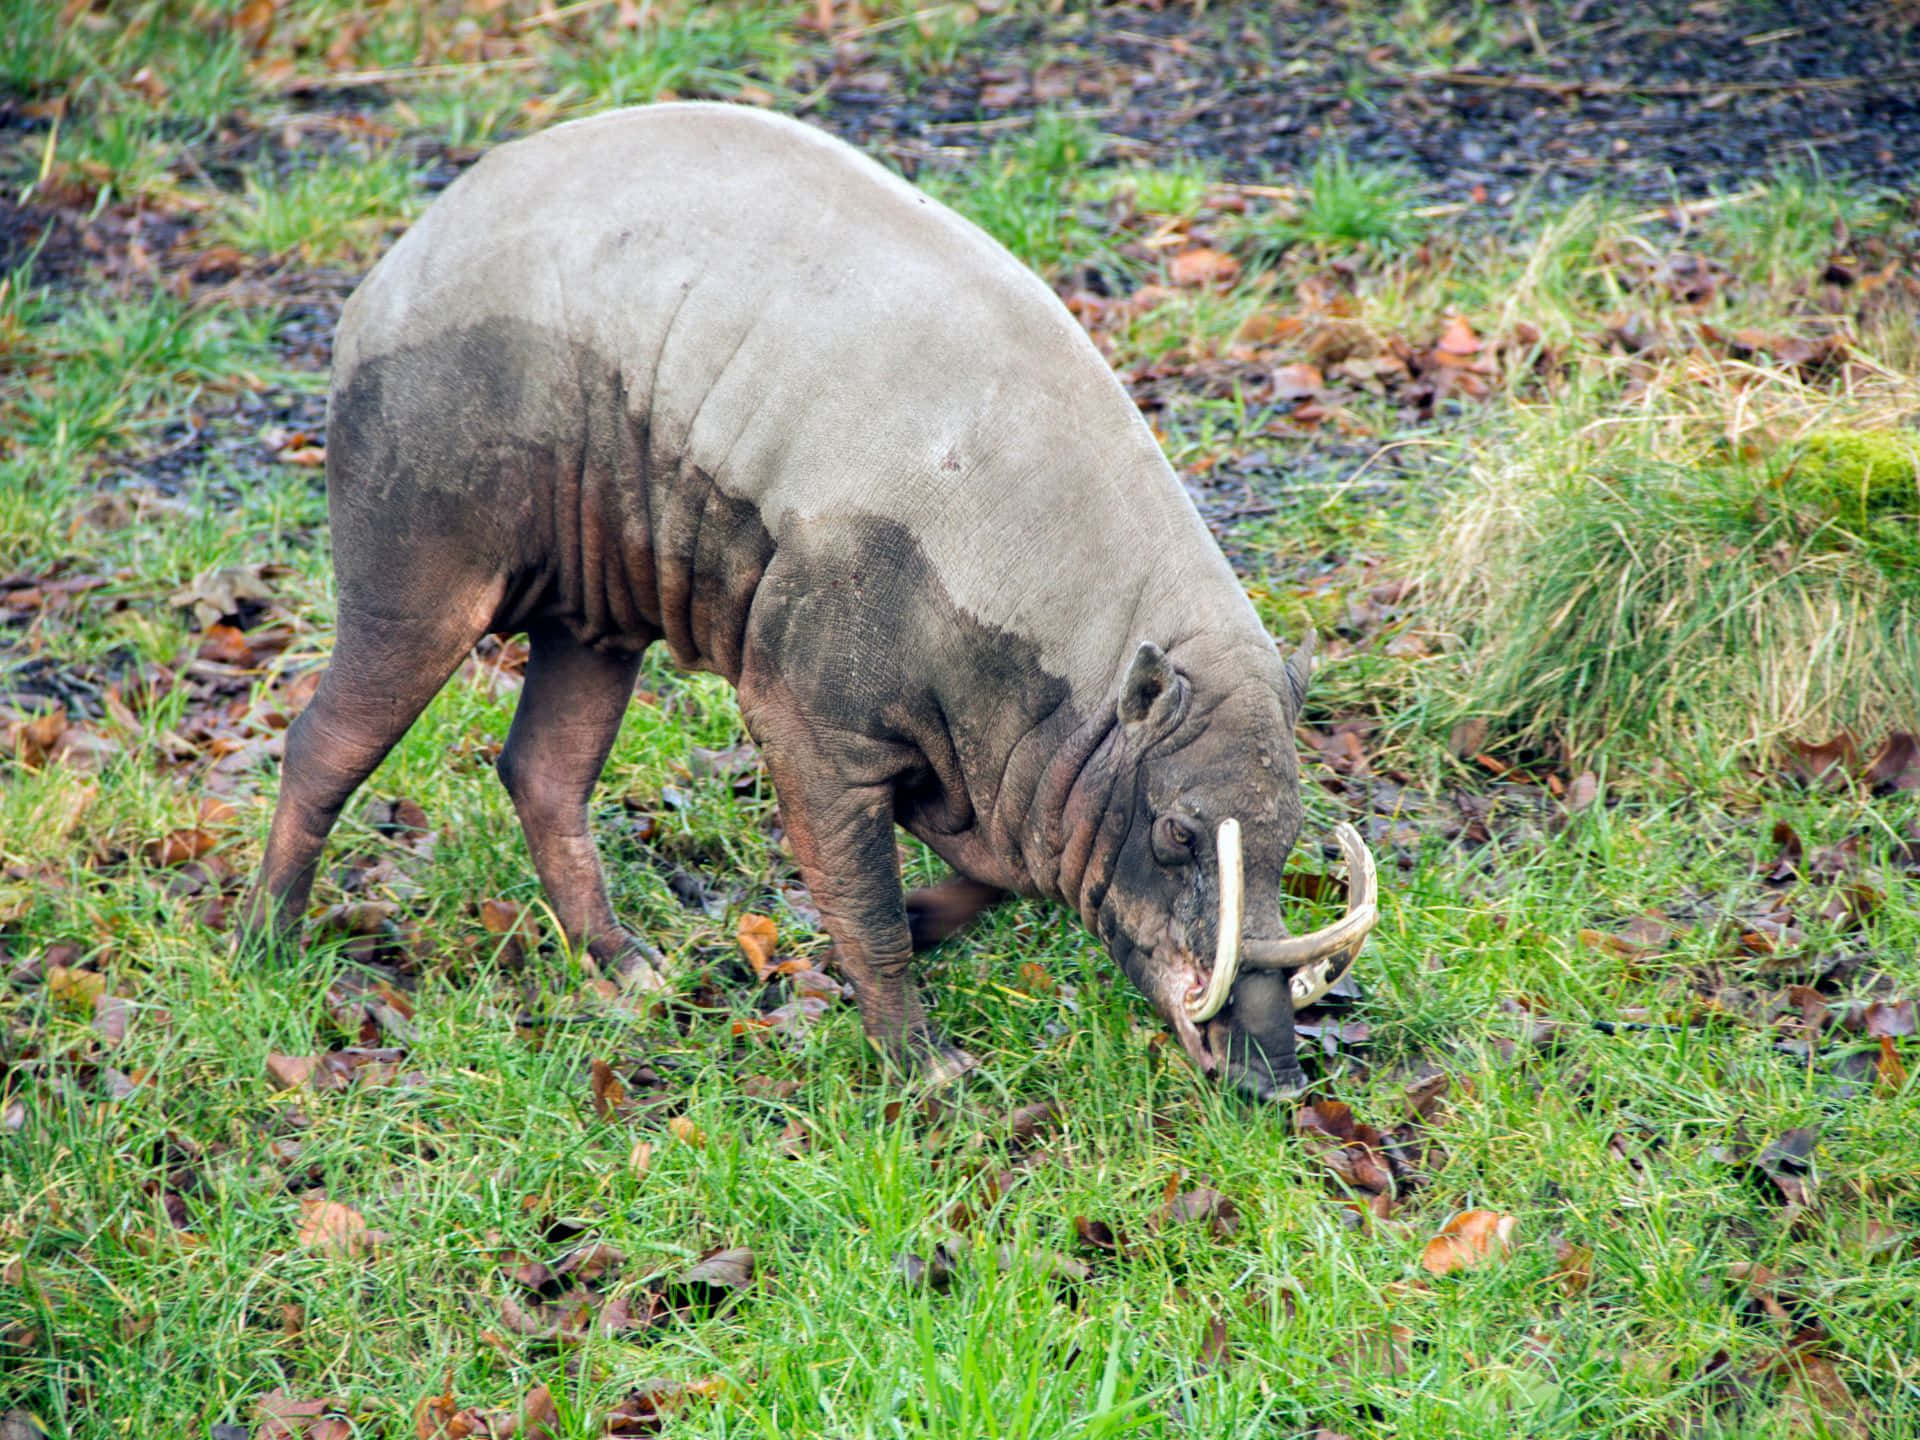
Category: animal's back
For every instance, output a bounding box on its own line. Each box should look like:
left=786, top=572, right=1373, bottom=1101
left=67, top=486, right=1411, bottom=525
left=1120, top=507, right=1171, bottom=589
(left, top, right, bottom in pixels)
left=325, top=103, right=1249, bottom=693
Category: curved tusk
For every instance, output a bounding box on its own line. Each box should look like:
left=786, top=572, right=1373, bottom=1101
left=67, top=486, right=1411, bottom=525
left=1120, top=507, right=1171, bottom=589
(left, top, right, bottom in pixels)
left=1182, top=817, right=1242, bottom=1024
left=1238, top=823, right=1378, bottom=1009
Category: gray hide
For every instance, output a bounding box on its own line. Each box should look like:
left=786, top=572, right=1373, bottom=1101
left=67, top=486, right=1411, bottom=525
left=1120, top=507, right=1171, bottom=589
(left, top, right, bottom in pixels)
left=246, top=103, right=1319, bottom=1098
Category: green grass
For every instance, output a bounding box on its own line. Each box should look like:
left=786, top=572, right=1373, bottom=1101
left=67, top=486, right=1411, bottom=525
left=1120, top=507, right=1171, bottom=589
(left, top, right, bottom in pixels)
left=1236, top=149, right=1428, bottom=266
left=1703, top=169, right=1903, bottom=294
left=0, top=291, right=280, bottom=464
left=7, top=676, right=1917, bottom=1434
left=4, top=6, right=1920, bottom=1437
left=0, top=0, right=252, bottom=120
left=921, top=112, right=1111, bottom=275
left=216, top=151, right=425, bottom=266
left=548, top=2, right=800, bottom=110
left=1099, top=161, right=1212, bottom=222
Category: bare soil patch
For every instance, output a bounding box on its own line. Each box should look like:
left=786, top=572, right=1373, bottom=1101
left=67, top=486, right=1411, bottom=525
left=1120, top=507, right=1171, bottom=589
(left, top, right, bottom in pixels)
left=821, top=1, right=1920, bottom=202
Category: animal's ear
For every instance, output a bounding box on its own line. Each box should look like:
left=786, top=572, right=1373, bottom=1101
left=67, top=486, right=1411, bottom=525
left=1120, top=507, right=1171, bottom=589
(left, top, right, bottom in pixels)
left=1120, top=642, right=1186, bottom=729
left=1283, top=629, right=1316, bottom=712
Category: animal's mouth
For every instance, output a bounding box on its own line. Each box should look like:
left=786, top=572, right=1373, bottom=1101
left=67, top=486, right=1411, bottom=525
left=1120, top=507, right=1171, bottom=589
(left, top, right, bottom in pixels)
left=1159, top=821, right=1380, bottom=1090
left=1178, top=820, right=1380, bottom=1027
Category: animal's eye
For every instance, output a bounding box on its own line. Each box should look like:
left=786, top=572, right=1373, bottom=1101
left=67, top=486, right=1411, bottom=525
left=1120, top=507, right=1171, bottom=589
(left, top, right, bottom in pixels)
left=1154, top=814, right=1196, bottom=864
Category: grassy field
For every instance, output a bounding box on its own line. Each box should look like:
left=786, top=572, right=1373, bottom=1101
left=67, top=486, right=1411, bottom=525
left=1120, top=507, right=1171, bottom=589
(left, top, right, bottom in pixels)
left=3, top=3, right=1919, bottom=1437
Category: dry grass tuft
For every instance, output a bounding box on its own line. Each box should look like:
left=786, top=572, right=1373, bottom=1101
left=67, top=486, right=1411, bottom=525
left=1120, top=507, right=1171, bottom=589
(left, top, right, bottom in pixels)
left=1415, top=355, right=1920, bottom=773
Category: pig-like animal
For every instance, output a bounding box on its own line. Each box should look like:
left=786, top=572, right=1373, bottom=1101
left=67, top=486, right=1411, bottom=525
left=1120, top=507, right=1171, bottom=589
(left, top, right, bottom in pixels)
left=245, top=103, right=1377, bottom=1099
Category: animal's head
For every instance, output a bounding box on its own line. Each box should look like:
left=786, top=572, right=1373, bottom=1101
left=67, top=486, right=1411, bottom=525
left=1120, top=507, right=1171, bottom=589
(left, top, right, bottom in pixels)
left=1092, top=637, right=1377, bottom=1101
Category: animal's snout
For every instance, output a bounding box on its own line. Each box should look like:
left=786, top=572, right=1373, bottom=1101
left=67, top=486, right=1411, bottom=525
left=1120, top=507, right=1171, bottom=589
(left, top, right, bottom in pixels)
left=1208, top=970, right=1310, bottom=1102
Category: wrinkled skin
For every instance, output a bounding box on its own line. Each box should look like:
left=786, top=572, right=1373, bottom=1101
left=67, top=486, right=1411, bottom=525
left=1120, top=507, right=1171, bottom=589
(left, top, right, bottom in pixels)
left=903, top=641, right=1320, bottom=1099
left=1080, top=639, right=1315, bottom=1100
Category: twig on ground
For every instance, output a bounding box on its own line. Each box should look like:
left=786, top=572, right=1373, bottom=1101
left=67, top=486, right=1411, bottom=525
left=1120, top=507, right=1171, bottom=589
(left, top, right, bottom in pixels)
left=1403, top=66, right=1920, bottom=99
left=273, top=57, right=543, bottom=93
left=511, top=0, right=616, bottom=32
left=1623, top=186, right=1767, bottom=226
left=836, top=4, right=965, bottom=42
left=1219, top=182, right=1306, bottom=201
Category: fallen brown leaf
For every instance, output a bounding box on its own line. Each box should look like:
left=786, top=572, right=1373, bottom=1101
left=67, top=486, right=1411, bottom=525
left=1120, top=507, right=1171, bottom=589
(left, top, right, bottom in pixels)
left=776, top=1118, right=810, bottom=1157
left=413, top=1376, right=476, bottom=1440
left=92, top=992, right=130, bottom=1047
left=1007, top=1099, right=1059, bottom=1145
left=296, top=1193, right=379, bottom=1258
left=1567, top=770, right=1599, bottom=811
left=1270, top=361, right=1325, bottom=400
left=1434, top=313, right=1482, bottom=358
left=1421, top=1209, right=1517, bottom=1275
left=1154, top=1186, right=1241, bottom=1241
left=606, top=1377, right=726, bottom=1436
left=1399, top=1067, right=1451, bottom=1124
left=672, top=1246, right=755, bottom=1292
left=1876, top=1035, right=1908, bottom=1093
left=479, top=899, right=537, bottom=964
left=1751, top=1128, right=1818, bottom=1211
left=898, top=1243, right=961, bottom=1292
left=1779, top=1353, right=1873, bottom=1438
left=482, top=1384, right=559, bottom=1440
left=1169, top=246, right=1240, bottom=287
left=1016, top=960, right=1054, bottom=994
left=995, top=1243, right=1091, bottom=1286
left=668, top=1115, right=706, bottom=1148
left=589, top=1058, right=627, bottom=1121
left=1072, top=1215, right=1134, bottom=1255
left=556, top=1241, right=628, bottom=1286
left=1293, top=1099, right=1397, bottom=1202
left=736, top=911, right=780, bottom=981
left=1866, top=732, right=1920, bottom=792
left=314, top=900, right=401, bottom=937
left=1865, top=999, right=1916, bottom=1038
left=256, top=1389, right=349, bottom=1440
left=46, top=964, right=107, bottom=1011
left=1551, top=1237, right=1594, bottom=1296
left=1787, top=734, right=1858, bottom=787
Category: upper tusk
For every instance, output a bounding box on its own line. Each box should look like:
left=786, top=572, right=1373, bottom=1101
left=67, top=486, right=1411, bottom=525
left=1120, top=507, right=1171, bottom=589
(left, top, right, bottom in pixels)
left=1240, top=823, right=1378, bottom=1008
left=1182, top=817, right=1242, bottom=1023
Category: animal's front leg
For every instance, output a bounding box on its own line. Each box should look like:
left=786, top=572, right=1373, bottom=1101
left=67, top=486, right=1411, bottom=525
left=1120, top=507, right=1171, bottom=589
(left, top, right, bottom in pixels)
left=747, top=712, right=975, bottom=1085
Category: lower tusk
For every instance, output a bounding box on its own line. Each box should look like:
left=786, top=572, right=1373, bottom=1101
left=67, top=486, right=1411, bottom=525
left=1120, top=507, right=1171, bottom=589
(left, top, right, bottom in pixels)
left=1289, top=951, right=1343, bottom=1009
left=1182, top=817, right=1242, bottom=1023
left=1237, top=823, right=1378, bottom=1006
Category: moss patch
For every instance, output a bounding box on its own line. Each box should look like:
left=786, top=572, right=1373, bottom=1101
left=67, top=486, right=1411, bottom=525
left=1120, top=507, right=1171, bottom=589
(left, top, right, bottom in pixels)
left=1772, top=428, right=1920, bottom=576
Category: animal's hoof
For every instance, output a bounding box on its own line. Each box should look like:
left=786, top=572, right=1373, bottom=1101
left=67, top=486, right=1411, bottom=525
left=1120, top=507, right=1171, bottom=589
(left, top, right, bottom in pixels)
left=1225, top=1053, right=1310, bottom=1104
left=597, top=933, right=669, bottom=993
left=920, top=1044, right=979, bottom=1091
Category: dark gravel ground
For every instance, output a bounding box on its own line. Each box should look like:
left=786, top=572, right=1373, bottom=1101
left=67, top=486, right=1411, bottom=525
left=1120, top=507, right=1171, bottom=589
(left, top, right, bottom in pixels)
left=819, top=0, right=1920, bottom=203
left=4, top=1, right=1913, bottom=579
left=4, top=1, right=1913, bottom=308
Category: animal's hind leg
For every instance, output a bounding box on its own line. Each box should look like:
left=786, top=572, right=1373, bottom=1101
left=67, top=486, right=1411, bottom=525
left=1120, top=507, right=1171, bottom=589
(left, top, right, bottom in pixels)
left=495, top=621, right=665, bottom=991
left=244, top=594, right=496, bottom=945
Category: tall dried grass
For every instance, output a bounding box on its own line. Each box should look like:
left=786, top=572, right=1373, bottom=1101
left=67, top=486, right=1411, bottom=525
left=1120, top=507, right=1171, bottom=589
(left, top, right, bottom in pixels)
left=1415, top=348, right=1920, bottom=775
